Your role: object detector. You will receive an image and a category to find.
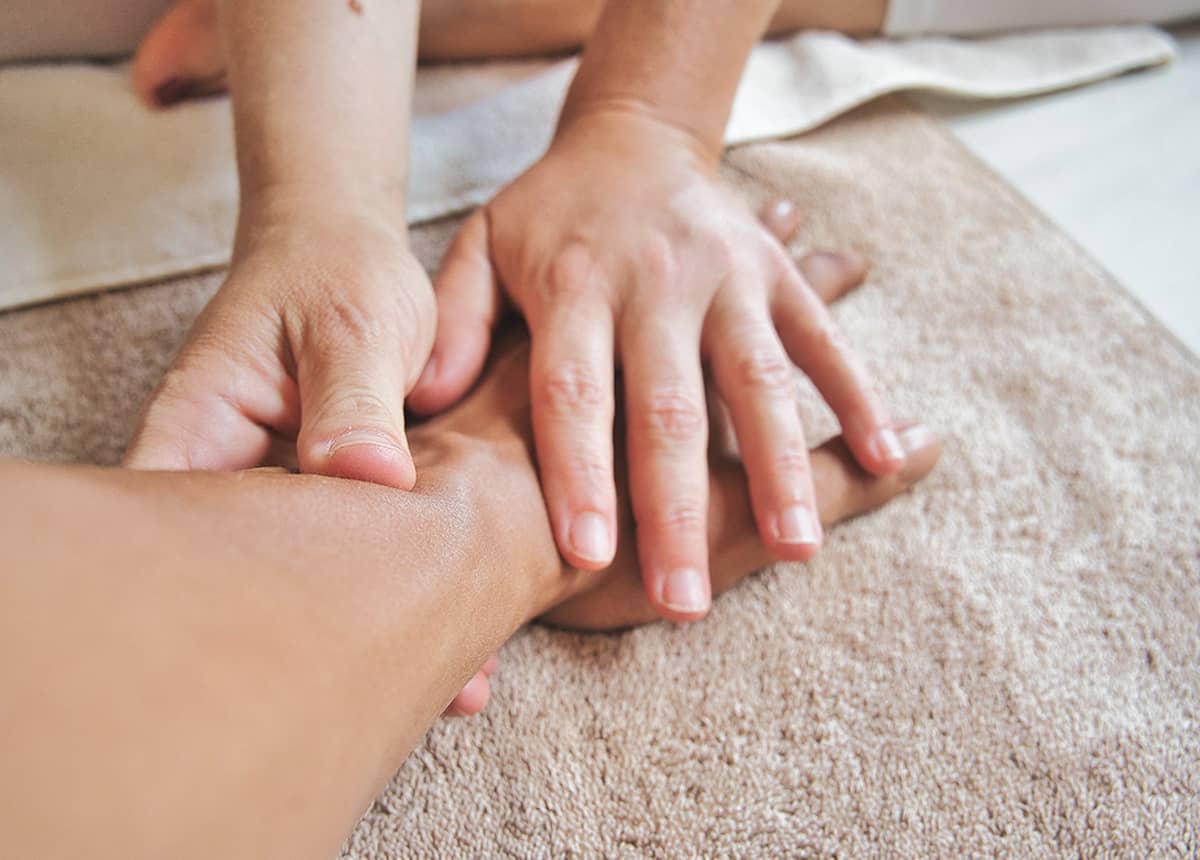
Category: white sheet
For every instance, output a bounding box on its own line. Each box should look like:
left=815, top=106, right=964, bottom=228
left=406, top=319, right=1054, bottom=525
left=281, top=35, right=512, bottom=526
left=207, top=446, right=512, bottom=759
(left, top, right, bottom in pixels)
left=0, top=26, right=1175, bottom=312
left=885, top=0, right=1200, bottom=36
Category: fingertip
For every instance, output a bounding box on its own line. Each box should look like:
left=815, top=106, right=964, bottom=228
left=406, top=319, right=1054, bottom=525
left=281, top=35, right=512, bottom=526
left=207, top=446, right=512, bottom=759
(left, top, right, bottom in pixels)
left=766, top=503, right=823, bottom=562
left=407, top=332, right=488, bottom=414
left=794, top=251, right=870, bottom=305
left=896, top=423, right=941, bottom=482
left=305, top=428, right=417, bottom=489
left=561, top=510, right=616, bottom=571
left=406, top=373, right=468, bottom=415
left=844, top=251, right=870, bottom=282
left=408, top=354, right=441, bottom=410
left=798, top=250, right=868, bottom=283
left=651, top=566, right=712, bottom=622
left=853, top=426, right=907, bottom=477
left=444, top=672, right=492, bottom=718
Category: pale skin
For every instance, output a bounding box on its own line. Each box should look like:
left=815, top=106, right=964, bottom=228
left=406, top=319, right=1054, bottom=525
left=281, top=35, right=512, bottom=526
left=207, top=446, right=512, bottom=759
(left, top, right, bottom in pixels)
left=0, top=252, right=941, bottom=859
left=126, top=0, right=897, bottom=625
left=6, top=3, right=940, bottom=851
left=146, top=227, right=905, bottom=718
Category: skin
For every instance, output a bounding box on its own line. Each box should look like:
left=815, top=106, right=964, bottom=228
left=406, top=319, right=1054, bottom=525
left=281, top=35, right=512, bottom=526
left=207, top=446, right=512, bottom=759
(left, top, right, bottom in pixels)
left=0, top=256, right=939, bottom=858
left=130, top=0, right=890, bottom=91
left=126, top=0, right=427, bottom=486
left=126, top=0, right=897, bottom=627
left=8, top=5, right=936, bottom=851
left=458, top=240, right=902, bottom=706
left=410, top=0, right=904, bottom=624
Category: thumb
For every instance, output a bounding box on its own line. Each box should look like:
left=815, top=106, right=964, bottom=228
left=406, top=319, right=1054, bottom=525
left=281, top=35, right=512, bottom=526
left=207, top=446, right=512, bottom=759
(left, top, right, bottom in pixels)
left=295, top=334, right=419, bottom=490
left=408, top=209, right=502, bottom=414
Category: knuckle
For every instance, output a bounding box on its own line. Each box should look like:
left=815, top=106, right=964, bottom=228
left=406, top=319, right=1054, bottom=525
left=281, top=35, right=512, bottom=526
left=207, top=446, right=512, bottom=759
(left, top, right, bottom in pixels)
left=769, top=442, right=813, bottom=480
left=559, top=453, right=611, bottom=490
left=308, top=283, right=434, bottom=356
left=642, top=500, right=706, bottom=536
left=733, top=347, right=795, bottom=393
left=638, top=387, right=706, bottom=445
left=308, top=383, right=395, bottom=427
left=546, top=241, right=600, bottom=303
left=325, top=293, right=384, bottom=341
left=538, top=361, right=607, bottom=418
left=638, top=235, right=680, bottom=294
left=702, top=230, right=738, bottom=276
left=300, top=292, right=391, bottom=356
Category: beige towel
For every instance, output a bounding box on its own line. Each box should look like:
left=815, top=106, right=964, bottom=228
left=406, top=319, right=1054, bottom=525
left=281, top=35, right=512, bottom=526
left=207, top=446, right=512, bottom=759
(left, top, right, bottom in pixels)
left=1, top=98, right=1197, bottom=855
left=0, top=25, right=1175, bottom=312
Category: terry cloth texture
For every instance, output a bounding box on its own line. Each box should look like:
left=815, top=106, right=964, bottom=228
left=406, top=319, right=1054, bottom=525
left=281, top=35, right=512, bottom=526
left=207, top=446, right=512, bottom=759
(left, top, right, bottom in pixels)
left=0, top=25, right=1176, bottom=312
left=1, top=98, right=1197, bottom=857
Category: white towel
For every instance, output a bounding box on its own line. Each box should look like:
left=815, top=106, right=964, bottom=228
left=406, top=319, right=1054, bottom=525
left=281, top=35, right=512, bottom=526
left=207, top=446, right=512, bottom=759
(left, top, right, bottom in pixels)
left=0, top=25, right=1175, bottom=312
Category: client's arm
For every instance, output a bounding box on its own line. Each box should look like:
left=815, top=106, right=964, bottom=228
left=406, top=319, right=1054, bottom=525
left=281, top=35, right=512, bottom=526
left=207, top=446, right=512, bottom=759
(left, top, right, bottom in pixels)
left=0, top=452, right=549, bottom=860
left=0, top=256, right=939, bottom=859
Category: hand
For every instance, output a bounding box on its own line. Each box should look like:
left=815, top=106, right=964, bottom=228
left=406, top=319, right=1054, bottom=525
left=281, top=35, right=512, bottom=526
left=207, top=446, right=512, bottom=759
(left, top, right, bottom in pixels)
left=411, top=248, right=939, bottom=705
left=541, top=425, right=938, bottom=631
left=410, top=108, right=901, bottom=622
left=125, top=200, right=435, bottom=488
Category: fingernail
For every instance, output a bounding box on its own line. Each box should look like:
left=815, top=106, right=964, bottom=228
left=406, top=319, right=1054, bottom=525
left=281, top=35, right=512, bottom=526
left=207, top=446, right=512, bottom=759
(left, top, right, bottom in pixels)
left=569, top=512, right=613, bottom=564
left=328, top=428, right=403, bottom=456
left=775, top=504, right=821, bottom=546
left=871, top=427, right=905, bottom=465
left=153, top=77, right=187, bottom=107
left=660, top=568, right=710, bottom=615
left=897, top=423, right=936, bottom=455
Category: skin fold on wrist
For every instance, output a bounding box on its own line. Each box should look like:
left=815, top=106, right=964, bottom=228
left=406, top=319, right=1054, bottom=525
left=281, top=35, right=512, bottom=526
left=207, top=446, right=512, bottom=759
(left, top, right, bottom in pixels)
left=560, top=0, right=777, bottom=160
left=230, top=190, right=412, bottom=264
left=553, top=96, right=723, bottom=172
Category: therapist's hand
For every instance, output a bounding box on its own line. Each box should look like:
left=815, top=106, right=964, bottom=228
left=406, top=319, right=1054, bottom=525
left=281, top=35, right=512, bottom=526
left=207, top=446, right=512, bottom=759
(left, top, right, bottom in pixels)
left=409, top=108, right=903, bottom=622
left=126, top=201, right=434, bottom=488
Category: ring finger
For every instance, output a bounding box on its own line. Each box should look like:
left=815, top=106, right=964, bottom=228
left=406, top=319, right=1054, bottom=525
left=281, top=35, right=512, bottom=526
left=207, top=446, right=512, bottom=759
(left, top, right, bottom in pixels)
left=705, top=289, right=821, bottom=560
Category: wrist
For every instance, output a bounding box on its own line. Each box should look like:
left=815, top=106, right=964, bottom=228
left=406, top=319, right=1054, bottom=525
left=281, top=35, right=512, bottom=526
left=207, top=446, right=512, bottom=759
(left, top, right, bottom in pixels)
left=232, top=185, right=411, bottom=262
left=239, top=176, right=407, bottom=233
left=412, top=430, right=569, bottom=626
left=558, top=0, right=770, bottom=167
left=553, top=99, right=720, bottom=173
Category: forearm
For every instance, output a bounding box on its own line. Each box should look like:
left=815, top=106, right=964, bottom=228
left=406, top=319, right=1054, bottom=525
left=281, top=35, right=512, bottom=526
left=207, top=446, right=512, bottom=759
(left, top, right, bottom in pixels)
left=0, top=452, right=555, bottom=860
left=416, top=0, right=886, bottom=61
left=770, top=0, right=888, bottom=35
left=559, top=0, right=781, bottom=160
left=220, top=0, right=416, bottom=226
